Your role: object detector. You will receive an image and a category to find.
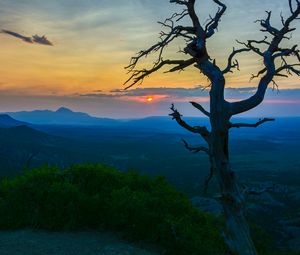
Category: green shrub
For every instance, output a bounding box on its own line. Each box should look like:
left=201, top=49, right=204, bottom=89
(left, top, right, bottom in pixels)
left=0, top=164, right=225, bottom=255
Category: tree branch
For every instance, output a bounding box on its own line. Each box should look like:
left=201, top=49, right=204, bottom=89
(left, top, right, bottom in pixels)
left=273, top=45, right=300, bottom=60
left=223, top=47, right=251, bottom=74
left=182, top=139, right=210, bottom=154
left=231, top=1, right=300, bottom=115
left=256, top=11, right=280, bottom=36
left=289, top=0, right=300, bottom=16
left=236, top=39, right=265, bottom=57
left=205, top=0, right=227, bottom=38
left=125, top=0, right=229, bottom=88
left=186, top=0, right=204, bottom=38
left=190, top=101, right=210, bottom=117
left=169, top=104, right=210, bottom=142
left=125, top=23, right=193, bottom=71
left=229, top=118, right=275, bottom=129
left=124, top=58, right=196, bottom=89
left=276, top=63, right=300, bottom=76
left=250, top=67, right=267, bottom=81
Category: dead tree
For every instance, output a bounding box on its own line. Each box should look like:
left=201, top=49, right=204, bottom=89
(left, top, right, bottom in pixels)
left=125, top=1, right=300, bottom=254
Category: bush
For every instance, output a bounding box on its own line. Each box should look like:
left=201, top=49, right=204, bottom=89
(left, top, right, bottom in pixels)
left=0, top=164, right=226, bottom=255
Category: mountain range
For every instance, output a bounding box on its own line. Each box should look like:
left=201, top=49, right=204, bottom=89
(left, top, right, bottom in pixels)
left=4, top=107, right=118, bottom=126
left=1, top=107, right=201, bottom=131
left=2, top=107, right=299, bottom=136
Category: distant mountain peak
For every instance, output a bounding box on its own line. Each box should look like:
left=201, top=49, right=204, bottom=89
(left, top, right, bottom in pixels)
left=56, top=107, right=73, bottom=113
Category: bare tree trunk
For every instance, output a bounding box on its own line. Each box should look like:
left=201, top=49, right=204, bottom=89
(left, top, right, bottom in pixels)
left=211, top=133, right=257, bottom=255
left=209, top=74, right=257, bottom=255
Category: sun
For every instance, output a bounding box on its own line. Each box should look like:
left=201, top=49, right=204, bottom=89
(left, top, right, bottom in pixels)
left=146, top=96, right=153, bottom=102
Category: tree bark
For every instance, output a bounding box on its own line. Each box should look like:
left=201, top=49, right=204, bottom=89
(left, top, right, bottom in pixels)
left=211, top=133, right=257, bottom=255
left=200, top=60, right=257, bottom=255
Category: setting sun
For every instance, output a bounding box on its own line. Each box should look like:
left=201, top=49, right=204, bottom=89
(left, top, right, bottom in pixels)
left=146, top=96, right=153, bottom=102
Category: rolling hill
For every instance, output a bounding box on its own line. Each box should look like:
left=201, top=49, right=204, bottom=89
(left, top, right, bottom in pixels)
left=0, top=114, right=28, bottom=127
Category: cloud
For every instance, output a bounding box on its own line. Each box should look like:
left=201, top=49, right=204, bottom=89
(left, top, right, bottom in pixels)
left=80, top=86, right=300, bottom=104
left=0, top=87, right=299, bottom=118
left=1, top=29, right=53, bottom=46
left=110, top=86, right=207, bottom=97
left=75, top=87, right=300, bottom=118
left=108, top=87, right=260, bottom=99
left=1, top=29, right=33, bottom=43
left=80, top=93, right=118, bottom=98
left=32, top=34, right=53, bottom=46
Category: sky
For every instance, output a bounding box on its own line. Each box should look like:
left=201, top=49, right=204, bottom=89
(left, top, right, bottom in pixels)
left=0, top=0, right=299, bottom=118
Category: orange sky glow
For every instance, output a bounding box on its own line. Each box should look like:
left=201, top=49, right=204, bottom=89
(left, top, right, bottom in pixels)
left=0, top=0, right=299, bottom=117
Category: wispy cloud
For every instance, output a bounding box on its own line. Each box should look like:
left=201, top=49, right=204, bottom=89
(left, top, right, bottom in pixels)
left=0, top=88, right=299, bottom=118
left=110, top=86, right=205, bottom=97
left=75, top=87, right=300, bottom=118
left=81, top=87, right=300, bottom=102
left=1, top=29, right=53, bottom=46
left=31, top=34, right=53, bottom=46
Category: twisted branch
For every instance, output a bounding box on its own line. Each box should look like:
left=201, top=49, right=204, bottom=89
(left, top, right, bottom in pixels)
left=124, top=58, right=196, bottom=89
left=170, top=104, right=210, bottom=142
left=205, top=0, right=227, bottom=38
left=182, top=139, right=210, bottom=154
left=190, top=101, right=210, bottom=117
left=125, top=0, right=229, bottom=88
left=223, top=47, right=251, bottom=74
left=229, top=118, right=275, bottom=129
left=231, top=1, right=300, bottom=115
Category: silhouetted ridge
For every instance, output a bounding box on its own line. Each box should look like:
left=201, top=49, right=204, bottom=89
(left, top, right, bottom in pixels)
left=0, top=114, right=27, bottom=127
left=6, top=107, right=118, bottom=126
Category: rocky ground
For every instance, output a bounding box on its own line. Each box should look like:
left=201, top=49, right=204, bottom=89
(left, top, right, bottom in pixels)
left=0, top=230, right=160, bottom=255
left=192, top=181, right=300, bottom=253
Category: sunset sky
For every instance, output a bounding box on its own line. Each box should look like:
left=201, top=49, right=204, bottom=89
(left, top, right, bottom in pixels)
left=0, top=0, right=299, bottom=118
